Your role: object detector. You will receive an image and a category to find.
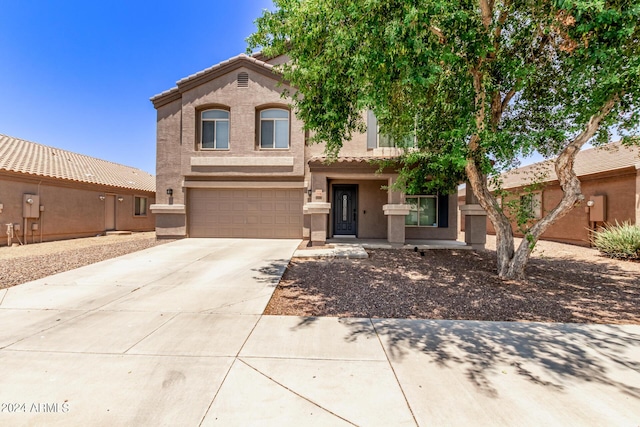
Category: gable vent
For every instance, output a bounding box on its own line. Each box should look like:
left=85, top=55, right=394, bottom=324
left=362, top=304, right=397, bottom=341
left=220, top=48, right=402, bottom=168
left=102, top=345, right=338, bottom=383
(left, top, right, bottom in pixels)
left=237, top=72, right=249, bottom=88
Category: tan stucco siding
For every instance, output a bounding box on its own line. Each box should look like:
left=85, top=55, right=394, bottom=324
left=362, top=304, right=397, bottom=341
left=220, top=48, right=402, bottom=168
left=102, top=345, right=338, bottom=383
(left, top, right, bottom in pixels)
left=482, top=169, right=638, bottom=246
left=179, top=67, right=305, bottom=179
left=0, top=173, right=155, bottom=246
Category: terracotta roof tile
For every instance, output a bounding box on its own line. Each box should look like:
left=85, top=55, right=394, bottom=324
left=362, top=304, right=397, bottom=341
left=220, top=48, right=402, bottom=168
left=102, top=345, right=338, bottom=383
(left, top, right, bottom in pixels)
left=0, top=134, right=155, bottom=192
left=499, top=142, right=640, bottom=189
left=308, top=156, right=397, bottom=163
left=150, top=53, right=276, bottom=104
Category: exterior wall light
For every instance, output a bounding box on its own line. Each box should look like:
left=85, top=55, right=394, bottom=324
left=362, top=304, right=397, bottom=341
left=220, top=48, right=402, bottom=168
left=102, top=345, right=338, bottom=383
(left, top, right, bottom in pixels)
left=99, top=195, right=106, bottom=201
left=586, top=200, right=595, bottom=207
left=117, top=196, right=124, bottom=202
left=166, top=188, right=173, bottom=196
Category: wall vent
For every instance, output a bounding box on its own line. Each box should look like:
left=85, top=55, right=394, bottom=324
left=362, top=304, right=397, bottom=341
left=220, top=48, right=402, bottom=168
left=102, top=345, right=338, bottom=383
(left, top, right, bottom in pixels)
left=237, top=72, right=249, bottom=88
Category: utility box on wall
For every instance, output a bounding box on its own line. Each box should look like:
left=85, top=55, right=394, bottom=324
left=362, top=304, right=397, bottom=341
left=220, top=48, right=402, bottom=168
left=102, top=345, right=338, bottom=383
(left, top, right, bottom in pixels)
left=589, top=195, right=606, bottom=222
left=23, top=194, right=40, bottom=219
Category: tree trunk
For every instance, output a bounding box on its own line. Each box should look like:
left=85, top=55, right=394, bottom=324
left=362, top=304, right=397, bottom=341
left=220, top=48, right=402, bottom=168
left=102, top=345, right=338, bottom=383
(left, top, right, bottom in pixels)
left=466, top=95, right=619, bottom=281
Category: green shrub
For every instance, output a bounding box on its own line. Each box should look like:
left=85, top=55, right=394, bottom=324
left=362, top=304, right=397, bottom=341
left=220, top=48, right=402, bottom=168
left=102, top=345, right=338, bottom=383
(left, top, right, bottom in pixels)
left=592, top=221, right=640, bottom=259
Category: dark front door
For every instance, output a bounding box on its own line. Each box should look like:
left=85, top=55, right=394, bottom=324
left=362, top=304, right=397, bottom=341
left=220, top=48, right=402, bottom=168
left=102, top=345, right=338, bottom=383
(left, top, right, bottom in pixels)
left=333, top=185, right=357, bottom=236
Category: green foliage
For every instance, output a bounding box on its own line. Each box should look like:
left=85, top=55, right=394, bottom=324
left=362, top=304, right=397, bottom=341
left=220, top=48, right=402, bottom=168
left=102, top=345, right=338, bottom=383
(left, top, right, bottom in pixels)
left=248, top=0, right=640, bottom=195
left=592, top=221, right=640, bottom=259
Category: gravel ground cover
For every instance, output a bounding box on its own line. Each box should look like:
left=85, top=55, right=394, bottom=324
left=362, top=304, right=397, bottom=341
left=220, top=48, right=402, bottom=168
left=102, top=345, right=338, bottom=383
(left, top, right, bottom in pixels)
left=0, top=232, right=168, bottom=289
left=266, top=235, right=640, bottom=324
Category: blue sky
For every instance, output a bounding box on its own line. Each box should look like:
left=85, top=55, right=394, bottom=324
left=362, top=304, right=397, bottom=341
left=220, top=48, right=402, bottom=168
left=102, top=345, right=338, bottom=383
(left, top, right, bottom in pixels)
left=0, top=0, right=273, bottom=174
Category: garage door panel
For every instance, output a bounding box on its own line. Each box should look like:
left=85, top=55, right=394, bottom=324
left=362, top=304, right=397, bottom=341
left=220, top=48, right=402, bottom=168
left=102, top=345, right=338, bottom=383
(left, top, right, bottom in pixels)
left=189, top=188, right=303, bottom=238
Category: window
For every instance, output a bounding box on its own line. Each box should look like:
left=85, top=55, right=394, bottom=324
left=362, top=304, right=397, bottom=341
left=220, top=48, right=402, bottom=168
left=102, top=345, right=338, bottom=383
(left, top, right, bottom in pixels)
left=405, top=196, right=438, bottom=227
left=260, top=109, right=289, bottom=149
left=520, top=192, right=542, bottom=219
left=134, top=196, right=147, bottom=216
left=378, top=133, right=415, bottom=148
left=201, top=109, right=229, bottom=150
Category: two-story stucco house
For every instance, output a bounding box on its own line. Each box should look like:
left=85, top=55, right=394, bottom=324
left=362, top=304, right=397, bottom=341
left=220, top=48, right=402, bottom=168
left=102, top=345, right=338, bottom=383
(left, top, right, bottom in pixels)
left=150, top=52, right=483, bottom=247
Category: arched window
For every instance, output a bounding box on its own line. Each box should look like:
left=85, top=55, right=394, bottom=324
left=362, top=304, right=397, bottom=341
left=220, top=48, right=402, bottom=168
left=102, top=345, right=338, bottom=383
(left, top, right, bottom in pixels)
left=259, top=109, right=289, bottom=149
left=201, top=109, right=229, bottom=149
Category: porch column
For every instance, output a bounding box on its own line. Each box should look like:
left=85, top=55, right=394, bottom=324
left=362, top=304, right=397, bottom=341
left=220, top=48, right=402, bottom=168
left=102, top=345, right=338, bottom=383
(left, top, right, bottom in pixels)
left=304, top=202, right=331, bottom=246
left=459, top=183, right=487, bottom=249
left=383, top=204, right=411, bottom=244
left=383, top=176, right=408, bottom=244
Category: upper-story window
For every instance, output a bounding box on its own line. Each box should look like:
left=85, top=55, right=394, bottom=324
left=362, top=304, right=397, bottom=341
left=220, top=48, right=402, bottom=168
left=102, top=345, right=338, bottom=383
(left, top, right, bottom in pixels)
left=378, top=132, right=416, bottom=148
left=260, top=109, right=289, bottom=149
left=201, top=109, right=229, bottom=150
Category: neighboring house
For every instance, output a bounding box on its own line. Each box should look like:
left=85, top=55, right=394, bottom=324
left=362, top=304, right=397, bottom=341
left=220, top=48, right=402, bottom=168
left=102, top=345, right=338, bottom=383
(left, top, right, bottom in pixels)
left=0, top=134, right=156, bottom=246
left=150, top=52, right=486, bottom=247
left=459, top=142, right=640, bottom=246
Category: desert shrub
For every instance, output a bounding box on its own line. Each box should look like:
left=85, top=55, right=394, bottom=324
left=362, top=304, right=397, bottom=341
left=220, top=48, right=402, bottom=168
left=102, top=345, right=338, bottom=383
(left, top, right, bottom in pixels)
left=592, top=222, right=640, bottom=259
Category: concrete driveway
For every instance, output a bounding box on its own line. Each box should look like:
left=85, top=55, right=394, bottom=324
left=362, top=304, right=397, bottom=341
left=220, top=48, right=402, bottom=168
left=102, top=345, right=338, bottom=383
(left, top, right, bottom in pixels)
left=1, top=238, right=639, bottom=426
left=0, top=238, right=299, bottom=426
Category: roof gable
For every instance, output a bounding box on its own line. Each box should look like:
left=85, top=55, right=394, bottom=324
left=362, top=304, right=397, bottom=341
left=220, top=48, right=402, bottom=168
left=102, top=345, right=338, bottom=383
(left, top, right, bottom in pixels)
left=0, top=134, right=155, bottom=192
left=150, top=53, right=284, bottom=109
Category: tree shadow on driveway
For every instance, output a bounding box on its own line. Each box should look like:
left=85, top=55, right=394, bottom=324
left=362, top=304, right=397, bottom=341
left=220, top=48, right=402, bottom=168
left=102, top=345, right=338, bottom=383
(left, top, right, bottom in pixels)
left=341, top=317, right=640, bottom=399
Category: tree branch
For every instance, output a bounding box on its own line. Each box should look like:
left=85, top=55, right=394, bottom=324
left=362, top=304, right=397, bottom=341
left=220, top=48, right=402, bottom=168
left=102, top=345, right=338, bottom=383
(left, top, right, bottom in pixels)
left=430, top=26, right=446, bottom=44
left=524, top=93, right=621, bottom=240
left=479, top=0, right=493, bottom=30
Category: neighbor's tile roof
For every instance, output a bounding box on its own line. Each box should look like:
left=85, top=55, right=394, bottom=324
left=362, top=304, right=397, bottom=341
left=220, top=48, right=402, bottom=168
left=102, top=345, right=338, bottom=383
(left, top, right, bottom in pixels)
left=0, top=134, right=155, bottom=192
left=499, top=141, right=640, bottom=189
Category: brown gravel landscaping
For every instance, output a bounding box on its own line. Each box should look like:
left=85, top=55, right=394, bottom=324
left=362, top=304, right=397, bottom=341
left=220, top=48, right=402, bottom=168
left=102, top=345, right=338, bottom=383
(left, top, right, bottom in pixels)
left=265, top=235, right=640, bottom=325
left=0, top=232, right=168, bottom=289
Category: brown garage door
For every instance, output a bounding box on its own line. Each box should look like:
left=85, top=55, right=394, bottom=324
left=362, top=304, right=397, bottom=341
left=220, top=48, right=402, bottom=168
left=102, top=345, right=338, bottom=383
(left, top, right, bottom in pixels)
left=188, top=188, right=303, bottom=238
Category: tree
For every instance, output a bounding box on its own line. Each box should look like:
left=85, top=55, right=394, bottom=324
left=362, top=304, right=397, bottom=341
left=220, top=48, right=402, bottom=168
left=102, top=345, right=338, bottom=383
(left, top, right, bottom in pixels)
left=249, top=0, right=640, bottom=280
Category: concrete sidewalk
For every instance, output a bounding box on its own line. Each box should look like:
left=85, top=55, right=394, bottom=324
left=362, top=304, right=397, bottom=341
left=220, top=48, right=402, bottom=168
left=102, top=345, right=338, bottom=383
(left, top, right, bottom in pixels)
left=1, top=238, right=639, bottom=426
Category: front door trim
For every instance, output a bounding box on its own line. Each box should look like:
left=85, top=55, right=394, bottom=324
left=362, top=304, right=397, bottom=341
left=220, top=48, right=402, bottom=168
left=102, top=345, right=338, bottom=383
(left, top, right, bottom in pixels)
left=332, top=184, right=358, bottom=237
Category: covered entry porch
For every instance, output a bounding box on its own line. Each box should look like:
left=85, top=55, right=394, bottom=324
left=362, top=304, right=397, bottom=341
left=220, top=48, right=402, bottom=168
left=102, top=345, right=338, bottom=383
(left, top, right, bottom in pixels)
left=303, top=158, right=484, bottom=247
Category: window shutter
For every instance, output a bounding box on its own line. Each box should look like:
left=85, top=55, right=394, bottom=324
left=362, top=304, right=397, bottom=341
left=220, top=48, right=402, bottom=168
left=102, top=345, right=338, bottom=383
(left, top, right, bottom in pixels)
left=437, top=194, right=449, bottom=228
left=366, top=110, right=377, bottom=149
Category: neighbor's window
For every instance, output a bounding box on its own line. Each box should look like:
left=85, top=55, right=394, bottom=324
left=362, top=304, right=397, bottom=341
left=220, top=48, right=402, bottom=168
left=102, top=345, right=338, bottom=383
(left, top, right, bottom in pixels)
left=201, top=109, right=229, bottom=150
left=260, top=109, right=289, bottom=149
left=405, top=196, right=437, bottom=227
left=134, top=196, right=147, bottom=216
left=520, top=192, right=542, bottom=219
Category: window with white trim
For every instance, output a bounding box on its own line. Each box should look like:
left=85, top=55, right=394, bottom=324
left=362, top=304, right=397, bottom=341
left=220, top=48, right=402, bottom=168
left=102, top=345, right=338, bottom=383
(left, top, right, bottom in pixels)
left=134, top=196, right=147, bottom=216
left=201, top=109, right=229, bottom=150
left=260, top=109, right=289, bottom=149
left=405, top=196, right=438, bottom=227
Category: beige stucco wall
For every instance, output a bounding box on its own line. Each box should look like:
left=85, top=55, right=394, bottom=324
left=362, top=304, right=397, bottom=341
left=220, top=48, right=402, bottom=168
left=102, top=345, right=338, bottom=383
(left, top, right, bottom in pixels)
left=155, top=99, right=184, bottom=206
left=0, top=173, right=155, bottom=246
left=153, top=63, right=310, bottom=239
left=480, top=169, right=638, bottom=246
left=179, top=66, right=305, bottom=179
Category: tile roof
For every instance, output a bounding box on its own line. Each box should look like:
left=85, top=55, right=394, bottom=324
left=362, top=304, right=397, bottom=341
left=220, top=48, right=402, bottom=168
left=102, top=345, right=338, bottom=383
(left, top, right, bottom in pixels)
left=498, top=141, right=640, bottom=189
left=175, top=53, right=274, bottom=86
left=150, top=53, right=279, bottom=107
left=308, top=156, right=398, bottom=163
left=0, top=134, right=155, bottom=192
